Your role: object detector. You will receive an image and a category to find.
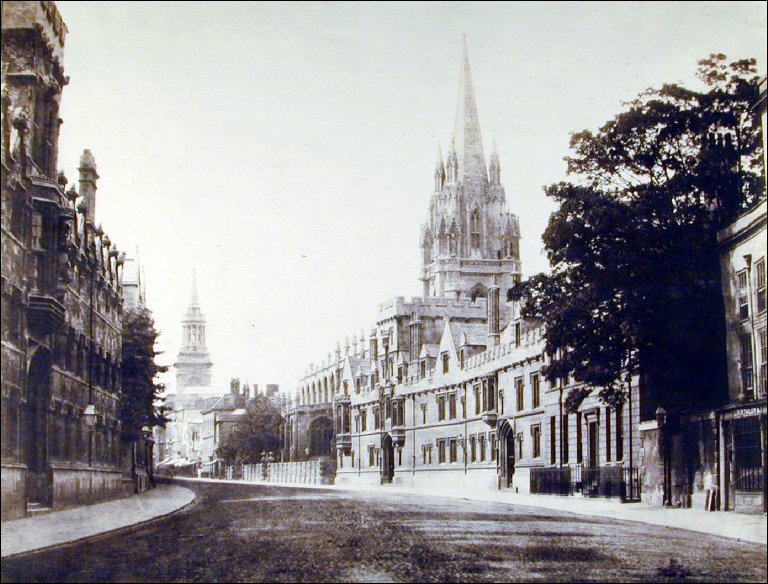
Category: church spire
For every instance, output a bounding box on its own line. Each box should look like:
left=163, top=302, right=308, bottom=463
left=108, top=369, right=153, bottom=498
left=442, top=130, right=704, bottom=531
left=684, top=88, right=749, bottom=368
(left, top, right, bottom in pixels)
left=453, top=37, right=487, bottom=187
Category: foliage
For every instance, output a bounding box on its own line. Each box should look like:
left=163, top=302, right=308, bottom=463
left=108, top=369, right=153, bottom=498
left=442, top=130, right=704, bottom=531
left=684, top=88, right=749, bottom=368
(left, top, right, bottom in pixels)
left=217, top=394, right=282, bottom=464
left=511, top=55, right=763, bottom=413
left=119, top=306, right=169, bottom=441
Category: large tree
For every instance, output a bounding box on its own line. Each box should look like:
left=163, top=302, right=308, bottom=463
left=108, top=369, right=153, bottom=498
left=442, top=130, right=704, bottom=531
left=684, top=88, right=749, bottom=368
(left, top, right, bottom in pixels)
left=120, top=306, right=169, bottom=442
left=512, top=55, right=763, bottom=416
left=217, top=394, right=282, bottom=464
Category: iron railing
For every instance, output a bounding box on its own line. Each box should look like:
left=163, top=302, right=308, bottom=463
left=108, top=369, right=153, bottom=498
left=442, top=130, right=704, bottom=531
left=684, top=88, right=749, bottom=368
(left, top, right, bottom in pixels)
left=530, top=465, right=641, bottom=501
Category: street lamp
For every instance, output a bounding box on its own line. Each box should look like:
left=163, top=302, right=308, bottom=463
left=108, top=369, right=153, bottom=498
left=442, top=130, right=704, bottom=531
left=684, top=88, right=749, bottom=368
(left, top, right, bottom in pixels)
left=83, top=403, right=96, bottom=467
left=656, top=406, right=671, bottom=506
left=83, top=404, right=97, bottom=427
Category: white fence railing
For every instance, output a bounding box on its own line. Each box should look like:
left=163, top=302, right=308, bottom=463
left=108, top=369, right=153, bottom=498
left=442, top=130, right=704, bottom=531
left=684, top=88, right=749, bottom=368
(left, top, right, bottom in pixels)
left=223, top=460, right=327, bottom=485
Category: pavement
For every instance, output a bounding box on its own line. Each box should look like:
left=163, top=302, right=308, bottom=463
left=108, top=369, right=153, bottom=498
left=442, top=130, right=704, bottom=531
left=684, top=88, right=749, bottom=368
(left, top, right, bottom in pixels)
left=0, top=484, right=195, bottom=559
left=1, top=477, right=764, bottom=560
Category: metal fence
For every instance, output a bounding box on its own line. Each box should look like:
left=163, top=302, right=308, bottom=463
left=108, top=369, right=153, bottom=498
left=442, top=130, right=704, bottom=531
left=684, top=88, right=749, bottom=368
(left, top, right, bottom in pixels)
left=530, top=467, right=572, bottom=495
left=531, top=465, right=641, bottom=501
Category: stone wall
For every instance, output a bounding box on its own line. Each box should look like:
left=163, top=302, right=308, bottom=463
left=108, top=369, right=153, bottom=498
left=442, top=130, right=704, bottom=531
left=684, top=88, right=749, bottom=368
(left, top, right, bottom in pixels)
left=49, top=464, right=127, bottom=509
left=1, top=461, right=27, bottom=520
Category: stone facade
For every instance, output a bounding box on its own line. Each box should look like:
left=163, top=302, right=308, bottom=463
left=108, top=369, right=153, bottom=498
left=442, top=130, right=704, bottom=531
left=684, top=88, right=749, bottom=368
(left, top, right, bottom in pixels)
left=1, top=1, right=129, bottom=520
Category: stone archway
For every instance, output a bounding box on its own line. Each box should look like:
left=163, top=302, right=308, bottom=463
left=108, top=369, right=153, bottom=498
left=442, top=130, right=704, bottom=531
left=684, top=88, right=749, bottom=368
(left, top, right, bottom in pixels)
left=499, top=420, right=515, bottom=489
left=25, top=348, right=52, bottom=505
left=309, top=416, right=334, bottom=457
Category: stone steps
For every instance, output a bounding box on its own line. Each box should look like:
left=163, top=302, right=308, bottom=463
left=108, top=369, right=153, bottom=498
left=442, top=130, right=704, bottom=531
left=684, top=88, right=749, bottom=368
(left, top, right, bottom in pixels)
left=27, top=502, right=52, bottom=516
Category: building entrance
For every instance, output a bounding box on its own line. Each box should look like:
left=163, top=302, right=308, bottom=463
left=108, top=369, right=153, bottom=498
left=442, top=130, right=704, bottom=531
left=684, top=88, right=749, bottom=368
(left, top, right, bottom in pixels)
left=381, top=434, right=395, bottom=484
left=499, top=422, right=515, bottom=488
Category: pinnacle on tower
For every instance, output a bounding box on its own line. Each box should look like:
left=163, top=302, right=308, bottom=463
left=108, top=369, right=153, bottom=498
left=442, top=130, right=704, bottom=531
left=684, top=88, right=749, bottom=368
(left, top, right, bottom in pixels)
left=453, top=38, right=487, bottom=187
left=190, top=267, right=199, bottom=308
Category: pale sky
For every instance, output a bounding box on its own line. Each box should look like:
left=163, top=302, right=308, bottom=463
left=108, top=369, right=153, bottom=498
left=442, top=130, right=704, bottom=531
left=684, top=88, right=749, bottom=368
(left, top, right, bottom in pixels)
left=53, top=1, right=767, bottom=397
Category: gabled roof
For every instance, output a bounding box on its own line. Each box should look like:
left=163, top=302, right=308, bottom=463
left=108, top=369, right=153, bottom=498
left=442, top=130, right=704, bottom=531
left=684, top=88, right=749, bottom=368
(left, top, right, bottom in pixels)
left=420, top=344, right=439, bottom=359
left=447, top=321, right=487, bottom=348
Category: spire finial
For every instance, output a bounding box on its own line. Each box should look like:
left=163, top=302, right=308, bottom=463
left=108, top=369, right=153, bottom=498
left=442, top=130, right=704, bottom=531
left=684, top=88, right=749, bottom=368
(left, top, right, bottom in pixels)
left=453, top=37, right=486, bottom=186
left=191, top=267, right=199, bottom=307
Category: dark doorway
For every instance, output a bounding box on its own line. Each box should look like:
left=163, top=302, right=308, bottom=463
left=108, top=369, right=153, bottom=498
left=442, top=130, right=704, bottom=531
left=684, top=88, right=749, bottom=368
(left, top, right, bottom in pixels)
left=25, top=349, right=52, bottom=505
left=588, top=421, right=599, bottom=468
left=381, top=434, right=395, bottom=484
left=501, top=424, right=515, bottom=488
left=309, top=417, right=334, bottom=457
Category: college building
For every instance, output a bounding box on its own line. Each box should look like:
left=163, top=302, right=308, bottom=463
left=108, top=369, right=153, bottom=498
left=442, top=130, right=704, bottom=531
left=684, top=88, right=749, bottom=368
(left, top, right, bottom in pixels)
left=280, top=47, right=766, bottom=513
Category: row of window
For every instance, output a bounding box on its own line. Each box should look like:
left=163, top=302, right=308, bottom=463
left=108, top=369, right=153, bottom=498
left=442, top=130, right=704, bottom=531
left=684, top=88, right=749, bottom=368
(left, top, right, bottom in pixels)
left=739, top=328, right=768, bottom=399
left=737, top=258, right=767, bottom=319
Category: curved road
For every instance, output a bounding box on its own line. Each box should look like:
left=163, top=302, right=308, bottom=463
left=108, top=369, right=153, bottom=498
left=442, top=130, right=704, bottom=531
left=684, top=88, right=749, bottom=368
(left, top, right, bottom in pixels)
left=2, top=481, right=766, bottom=583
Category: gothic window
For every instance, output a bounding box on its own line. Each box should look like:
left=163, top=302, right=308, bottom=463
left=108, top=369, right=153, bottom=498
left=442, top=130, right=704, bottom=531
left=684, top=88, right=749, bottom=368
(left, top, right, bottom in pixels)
left=470, top=209, right=481, bottom=254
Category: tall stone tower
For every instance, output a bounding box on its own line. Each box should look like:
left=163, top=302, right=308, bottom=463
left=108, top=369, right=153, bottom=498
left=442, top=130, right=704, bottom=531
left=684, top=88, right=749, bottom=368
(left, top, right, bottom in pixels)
left=174, top=269, right=213, bottom=392
left=420, top=40, right=521, bottom=300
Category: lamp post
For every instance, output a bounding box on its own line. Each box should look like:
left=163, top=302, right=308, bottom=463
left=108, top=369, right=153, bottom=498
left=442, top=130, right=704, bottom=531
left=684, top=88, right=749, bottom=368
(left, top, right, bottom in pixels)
left=656, top=406, right=670, bottom=506
left=141, top=425, right=153, bottom=489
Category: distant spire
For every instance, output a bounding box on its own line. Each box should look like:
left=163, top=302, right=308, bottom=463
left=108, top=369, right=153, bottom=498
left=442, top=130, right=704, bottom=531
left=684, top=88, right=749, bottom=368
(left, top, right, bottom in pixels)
left=190, top=267, right=199, bottom=307
left=453, top=38, right=487, bottom=187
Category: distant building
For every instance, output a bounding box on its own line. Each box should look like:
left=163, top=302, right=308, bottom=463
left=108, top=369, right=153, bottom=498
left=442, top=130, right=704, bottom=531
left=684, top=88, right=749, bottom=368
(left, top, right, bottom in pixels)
left=154, top=271, right=223, bottom=468
left=1, top=1, right=129, bottom=520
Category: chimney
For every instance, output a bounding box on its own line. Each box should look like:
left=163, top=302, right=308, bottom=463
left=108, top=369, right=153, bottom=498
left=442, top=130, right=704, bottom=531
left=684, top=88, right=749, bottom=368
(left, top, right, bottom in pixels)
left=78, top=149, right=98, bottom=225
left=243, top=384, right=250, bottom=400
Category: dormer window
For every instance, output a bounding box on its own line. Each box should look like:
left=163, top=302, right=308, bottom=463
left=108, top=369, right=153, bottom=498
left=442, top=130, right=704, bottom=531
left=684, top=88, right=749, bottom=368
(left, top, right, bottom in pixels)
left=442, top=352, right=450, bottom=374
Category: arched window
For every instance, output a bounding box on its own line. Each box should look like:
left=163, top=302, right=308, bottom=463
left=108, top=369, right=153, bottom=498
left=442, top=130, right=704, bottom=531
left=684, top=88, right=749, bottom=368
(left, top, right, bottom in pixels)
left=309, top=417, right=334, bottom=457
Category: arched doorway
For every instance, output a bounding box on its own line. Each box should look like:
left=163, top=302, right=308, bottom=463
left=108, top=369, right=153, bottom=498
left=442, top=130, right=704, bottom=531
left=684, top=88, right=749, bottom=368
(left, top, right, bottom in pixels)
left=499, top=421, right=515, bottom=489
left=25, top=348, right=52, bottom=505
left=381, top=434, right=395, bottom=484
left=309, top=416, right=334, bottom=457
